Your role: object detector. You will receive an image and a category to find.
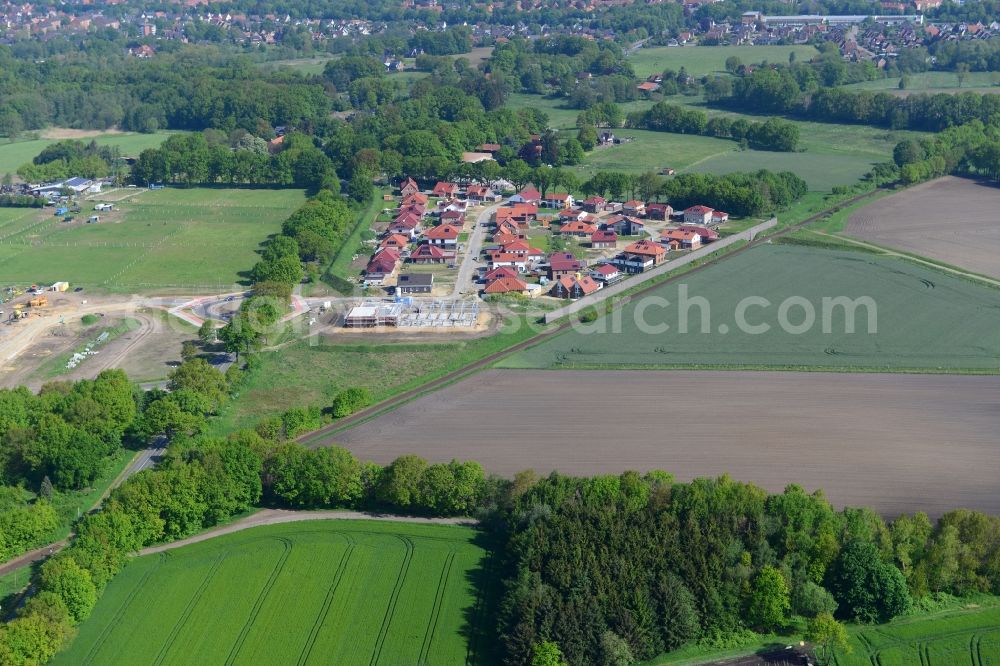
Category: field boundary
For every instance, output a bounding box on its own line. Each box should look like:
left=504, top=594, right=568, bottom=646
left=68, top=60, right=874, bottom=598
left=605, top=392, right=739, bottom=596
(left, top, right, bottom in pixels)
left=544, top=217, right=777, bottom=323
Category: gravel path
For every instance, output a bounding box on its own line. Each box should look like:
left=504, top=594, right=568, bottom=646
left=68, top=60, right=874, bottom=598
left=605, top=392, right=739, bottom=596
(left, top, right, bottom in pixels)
left=138, top=509, right=477, bottom=556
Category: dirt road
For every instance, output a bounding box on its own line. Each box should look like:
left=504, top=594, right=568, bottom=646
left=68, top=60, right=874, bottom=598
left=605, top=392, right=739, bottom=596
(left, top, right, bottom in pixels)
left=331, top=369, right=1000, bottom=518
left=138, top=509, right=477, bottom=556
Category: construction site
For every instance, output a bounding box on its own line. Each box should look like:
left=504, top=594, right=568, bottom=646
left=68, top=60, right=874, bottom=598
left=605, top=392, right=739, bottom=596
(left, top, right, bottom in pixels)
left=342, top=299, right=483, bottom=329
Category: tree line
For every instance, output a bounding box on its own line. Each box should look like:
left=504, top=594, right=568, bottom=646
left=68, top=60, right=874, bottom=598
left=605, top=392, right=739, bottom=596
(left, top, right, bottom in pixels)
left=580, top=169, right=809, bottom=218
left=722, top=64, right=1000, bottom=133
left=2, top=362, right=1000, bottom=664
left=626, top=102, right=801, bottom=152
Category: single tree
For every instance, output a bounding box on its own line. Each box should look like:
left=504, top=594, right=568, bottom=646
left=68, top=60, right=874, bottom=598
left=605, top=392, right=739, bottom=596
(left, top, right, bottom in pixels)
left=806, top=612, right=850, bottom=666
left=748, top=565, right=791, bottom=631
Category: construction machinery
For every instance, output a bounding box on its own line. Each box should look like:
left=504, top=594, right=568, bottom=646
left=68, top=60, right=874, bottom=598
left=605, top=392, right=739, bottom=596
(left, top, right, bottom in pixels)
left=29, top=295, right=47, bottom=308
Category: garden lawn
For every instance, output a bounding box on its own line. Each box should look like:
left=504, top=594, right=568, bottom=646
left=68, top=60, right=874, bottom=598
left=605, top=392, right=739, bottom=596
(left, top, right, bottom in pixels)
left=0, top=187, right=305, bottom=292
left=52, top=520, right=497, bottom=666
left=501, top=244, right=1000, bottom=372
left=628, top=45, right=819, bottom=79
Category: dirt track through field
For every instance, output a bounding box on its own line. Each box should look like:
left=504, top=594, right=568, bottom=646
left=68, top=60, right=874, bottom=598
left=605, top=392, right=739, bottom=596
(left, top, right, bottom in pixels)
left=331, top=370, right=1000, bottom=518
left=846, top=177, right=1000, bottom=279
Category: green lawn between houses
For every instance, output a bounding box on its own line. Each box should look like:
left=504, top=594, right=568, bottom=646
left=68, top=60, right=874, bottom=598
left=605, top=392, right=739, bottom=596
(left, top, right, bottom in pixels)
left=500, top=244, right=1000, bottom=372
left=52, top=520, right=498, bottom=666
left=0, top=187, right=305, bottom=293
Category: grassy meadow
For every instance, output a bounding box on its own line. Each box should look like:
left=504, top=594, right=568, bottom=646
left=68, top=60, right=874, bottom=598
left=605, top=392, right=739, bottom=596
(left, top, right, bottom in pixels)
left=0, top=131, right=173, bottom=175
left=627, top=44, right=819, bottom=79
left=53, top=520, right=497, bottom=666
left=501, top=244, right=1000, bottom=372
left=213, top=314, right=544, bottom=435
left=844, top=70, right=1000, bottom=93
left=0, top=187, right=305, bottom=292
left=506, top=90, right=917, bottom=190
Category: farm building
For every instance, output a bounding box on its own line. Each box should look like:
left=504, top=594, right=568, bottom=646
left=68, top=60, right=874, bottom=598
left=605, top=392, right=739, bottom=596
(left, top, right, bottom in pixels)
left=396, top=273, right=434, bottom=295
left=344, top=302, right=402, bottom=327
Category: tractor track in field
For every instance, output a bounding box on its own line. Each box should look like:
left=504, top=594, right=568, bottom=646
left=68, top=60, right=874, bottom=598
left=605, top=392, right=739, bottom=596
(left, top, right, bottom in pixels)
left=152, top=553, right=226, bottom=666
left=369, top=535, right=415, bottom=666
left=419, top=550, right=456, bottom=665
left=224, top=537, right=293, bottom=666
left=300, top=188, right=888, bottom=446
left=81, top=555, right=164, bottom=666
left=297, top=536, right=357, bottom=666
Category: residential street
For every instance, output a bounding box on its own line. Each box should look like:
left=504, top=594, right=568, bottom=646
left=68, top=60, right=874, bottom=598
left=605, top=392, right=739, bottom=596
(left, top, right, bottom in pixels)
left=451, top=201, right=502, bottom=298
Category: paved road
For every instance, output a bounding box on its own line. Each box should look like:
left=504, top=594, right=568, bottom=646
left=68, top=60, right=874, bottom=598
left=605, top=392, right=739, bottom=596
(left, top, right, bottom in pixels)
left=139, top=509, right=477, bottom=556
left=451, top=201, right=502, bottom=298
left=0, top=444, right=165, bottom=578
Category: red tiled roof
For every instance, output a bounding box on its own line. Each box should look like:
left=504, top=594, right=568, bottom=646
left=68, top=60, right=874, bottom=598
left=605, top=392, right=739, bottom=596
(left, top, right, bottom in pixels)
left=426, top=223, right=461, bottom=240
left=625, top=240, right=666, bottom=256
left=483, top=266, right=519, bottom=282
left=591, top=230, right=617, bottom=243
left=484, top=275, right=528, bottom=294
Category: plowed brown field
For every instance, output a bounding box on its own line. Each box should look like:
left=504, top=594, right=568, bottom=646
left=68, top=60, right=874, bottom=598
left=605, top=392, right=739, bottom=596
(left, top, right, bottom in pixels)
left=331, top=369, right=1000, bottom=517
left=846, top=176, right=1000, bottom=278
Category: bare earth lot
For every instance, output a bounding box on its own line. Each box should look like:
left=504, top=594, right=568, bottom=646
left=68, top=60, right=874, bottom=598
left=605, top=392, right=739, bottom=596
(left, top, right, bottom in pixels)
left=846, top=177, right=1000, bottom=278
left=332, top=369, right=1000, bottom=518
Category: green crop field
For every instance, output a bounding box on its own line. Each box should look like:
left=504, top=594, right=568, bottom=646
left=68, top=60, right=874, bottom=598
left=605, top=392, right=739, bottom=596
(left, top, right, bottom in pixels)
left=502, top=244, right=1000, bottom=372
left=0, top=131, right=173, bottom=175
left=833, top=602, right=1000, bottom=666
left=54, top=520, right=497, bottom=666
left=0, top=187, right=305, bottom=292
left=628, top=45, right=819, bottom=79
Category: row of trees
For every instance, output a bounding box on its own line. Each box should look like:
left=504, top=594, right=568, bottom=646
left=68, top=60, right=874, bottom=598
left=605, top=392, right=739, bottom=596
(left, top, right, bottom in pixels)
left=723, top=65, right=1000, bottom=133
left=579, top=169, right=808, bottom=217
left=498, top=473, right=1000, bottom=665
left=627, top=102, right=801, bottom=152
left=131, top=132, right=335, bottom=191
left=891, top=118, right=1000, bottom=184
